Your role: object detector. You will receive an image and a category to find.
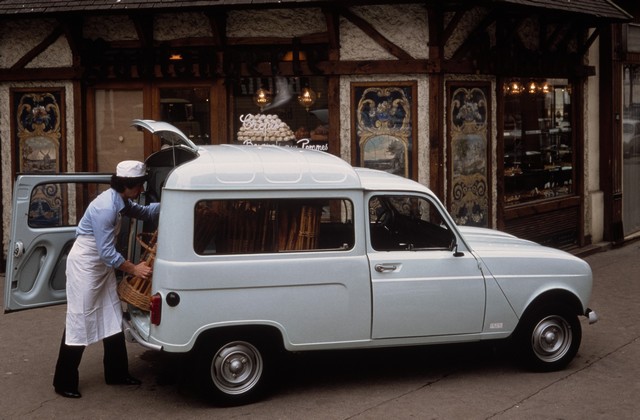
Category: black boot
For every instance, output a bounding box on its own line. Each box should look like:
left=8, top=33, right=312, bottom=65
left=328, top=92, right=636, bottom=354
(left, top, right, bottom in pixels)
left=103, top=331, right=142, bottom=386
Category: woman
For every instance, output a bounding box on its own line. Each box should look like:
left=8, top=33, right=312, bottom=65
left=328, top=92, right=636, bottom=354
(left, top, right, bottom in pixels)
left=53, top=160, right=160, bottom=398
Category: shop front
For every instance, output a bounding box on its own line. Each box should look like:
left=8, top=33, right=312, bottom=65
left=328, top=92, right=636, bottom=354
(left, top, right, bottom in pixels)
left=0, top=1, right=633, bottom=265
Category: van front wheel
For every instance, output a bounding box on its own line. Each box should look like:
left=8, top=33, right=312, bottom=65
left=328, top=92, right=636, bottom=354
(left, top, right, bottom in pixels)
left=198, top=336, right=270, bottom=406
left=515, top=305, right=581, bottom=372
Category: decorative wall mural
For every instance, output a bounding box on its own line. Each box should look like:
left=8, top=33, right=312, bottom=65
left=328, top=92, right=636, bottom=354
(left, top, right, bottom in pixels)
left=13, top=90, right=63, bottom=173
left=448, top=84, right=490, bottom=227
left=12, top=89, right=66, bottom=227
left=352, top=82, right=416, bottom=178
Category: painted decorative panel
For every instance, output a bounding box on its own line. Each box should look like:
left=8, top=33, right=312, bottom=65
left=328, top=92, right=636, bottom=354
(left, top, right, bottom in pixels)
left=448, top=83, right=490, bottom=227
left=351, top=82, right=417, bottom=179
left=12, top=89, right=65, bottom=227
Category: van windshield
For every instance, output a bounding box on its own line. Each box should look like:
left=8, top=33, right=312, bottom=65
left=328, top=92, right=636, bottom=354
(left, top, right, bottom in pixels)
left=193, top=198, right=354, bottom=255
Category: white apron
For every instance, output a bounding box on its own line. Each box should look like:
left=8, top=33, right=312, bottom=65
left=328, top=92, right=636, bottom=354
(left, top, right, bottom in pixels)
left=65, top=224, right=123, bottom=346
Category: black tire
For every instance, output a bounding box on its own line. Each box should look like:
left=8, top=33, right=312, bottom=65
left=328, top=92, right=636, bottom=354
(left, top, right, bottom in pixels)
left=515, top=304, right=582, bottom=372
left=197, top=335, right=272, bottom=406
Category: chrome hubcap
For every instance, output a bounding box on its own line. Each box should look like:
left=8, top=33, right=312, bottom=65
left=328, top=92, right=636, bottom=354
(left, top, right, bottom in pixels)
left=531, top=315, right=571, bottom=362
left=211, top=341, right=263, bottom=395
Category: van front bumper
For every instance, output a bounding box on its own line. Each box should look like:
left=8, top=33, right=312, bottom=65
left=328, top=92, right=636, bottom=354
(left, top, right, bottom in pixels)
left=123, top=317, right=163, bottom=351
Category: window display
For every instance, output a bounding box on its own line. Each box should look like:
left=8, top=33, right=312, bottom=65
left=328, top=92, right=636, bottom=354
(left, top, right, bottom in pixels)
left=233, top=77, right=328, bottom=150
left=502, top=79, right=573, bottom=206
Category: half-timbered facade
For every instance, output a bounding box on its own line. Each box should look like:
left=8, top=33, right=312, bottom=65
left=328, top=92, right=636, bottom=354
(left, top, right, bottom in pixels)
left=0, top=0, right=633, bottom=266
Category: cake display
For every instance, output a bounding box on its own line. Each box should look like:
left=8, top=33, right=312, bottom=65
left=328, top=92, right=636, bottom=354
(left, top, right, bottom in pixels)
left=237, top=114, right=296, bottom=144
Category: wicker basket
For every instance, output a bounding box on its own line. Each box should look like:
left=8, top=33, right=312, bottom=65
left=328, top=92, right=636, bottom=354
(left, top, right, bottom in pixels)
left=117, top=231, right=157, bottom=312
left=118, top=275, right=151, bottom=311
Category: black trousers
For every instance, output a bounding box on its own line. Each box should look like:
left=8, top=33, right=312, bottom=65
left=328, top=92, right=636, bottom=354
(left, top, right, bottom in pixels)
left=53, top=330, right=130, bottom=391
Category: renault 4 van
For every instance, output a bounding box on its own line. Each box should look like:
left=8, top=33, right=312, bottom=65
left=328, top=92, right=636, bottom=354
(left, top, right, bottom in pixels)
left=5, top=119, right=597, bottom=406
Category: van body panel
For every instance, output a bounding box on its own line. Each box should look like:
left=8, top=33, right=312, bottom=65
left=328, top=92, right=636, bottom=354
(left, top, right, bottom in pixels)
left=149, top=253, right=371, bottom=349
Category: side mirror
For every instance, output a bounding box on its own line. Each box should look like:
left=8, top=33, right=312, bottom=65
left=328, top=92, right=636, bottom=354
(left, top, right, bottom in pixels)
left=451, top=238, right=465, bottom=257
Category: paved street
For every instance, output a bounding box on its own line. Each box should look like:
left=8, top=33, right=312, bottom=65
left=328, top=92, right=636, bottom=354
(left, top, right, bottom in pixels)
left=1, top=241, right=639, bottom=419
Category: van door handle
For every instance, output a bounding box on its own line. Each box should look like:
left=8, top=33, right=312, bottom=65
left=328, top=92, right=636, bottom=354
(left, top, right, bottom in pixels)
left=375, top=264, right=397, bottom=273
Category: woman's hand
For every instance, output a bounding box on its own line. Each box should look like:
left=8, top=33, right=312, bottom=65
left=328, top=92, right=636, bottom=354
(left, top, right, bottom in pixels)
left=118, top=260, right=153, bottom=279
left=132, top=261, right=153, bottom=280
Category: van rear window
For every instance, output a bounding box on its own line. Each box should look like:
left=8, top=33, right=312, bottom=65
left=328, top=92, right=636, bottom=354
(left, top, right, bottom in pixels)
left=194, top=198, right=354, bottom=255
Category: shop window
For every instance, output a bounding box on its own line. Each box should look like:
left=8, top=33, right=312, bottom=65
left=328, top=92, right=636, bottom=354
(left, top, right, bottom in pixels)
left=194, top=198, right=354, bottom=255
left=627, top=24, right=640, bottom=53
left=623, top=65, right=640, bottom=235
left=502, top=79, right=573, bottom=206
left=232, top=77, right=328, bottom=151
left=160, top=88, right=211, bottom=144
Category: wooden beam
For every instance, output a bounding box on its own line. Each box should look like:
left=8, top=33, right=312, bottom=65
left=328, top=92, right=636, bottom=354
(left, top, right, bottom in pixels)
left=101, top=32, right=329, bottom=50
left=227, top=59, right=433, bottom=77
left=579, top=27, right=600, bottom=57
left=58, top=16, right=82, bottom=58
left=441, top=10, right=466, bottom=45
left=227, top=32, right=328, bottom=46
left=0, top=67, right=79, bottom=81
left=205, top=11, right=227, bottom=46
left=327, top=76, right=340, bottom=155
left=450, top=9, right=497, bottom=61
left=339, top=7, right=414, bottom=60
left=131, top=14, right=154, bottom=48
left=315, top=59, right=433, bottom=75
left=427, top=8, right=444, bottom=196
left=543, top=20, right=565, bottom=53
left=11, top=25, right=64, bottom=70
left=553, top=21, right=579, bottom=53
left=322, top=7, right=340, bottom=61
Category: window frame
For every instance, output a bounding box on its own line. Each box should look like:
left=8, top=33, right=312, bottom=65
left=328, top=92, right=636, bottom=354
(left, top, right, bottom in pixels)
left=367, top=193, right=456, bottom=252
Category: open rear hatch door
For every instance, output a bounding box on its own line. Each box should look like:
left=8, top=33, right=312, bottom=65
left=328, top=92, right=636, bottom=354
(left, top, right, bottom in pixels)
left=131, top=119, right=199, bottom=152
left=132, top=119, right=199, bottom=202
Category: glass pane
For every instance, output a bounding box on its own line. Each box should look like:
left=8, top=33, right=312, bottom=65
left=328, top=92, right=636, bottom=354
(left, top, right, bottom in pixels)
left=232, top=77, right=328, bottom=149
left=628, top=24, right=640, bottom=53
left=503, top=79, right=573, bottom=206
left=623, top=65, right=640, bottom=235
left=95, top=89, right=144, bottom=172
left=160, top=88, right=211, bottom=144
left=194, top=198, right=354, bottom=255
left=28, top=182, right=109, bottom=228
left=369, top=195, right=454, bottom=251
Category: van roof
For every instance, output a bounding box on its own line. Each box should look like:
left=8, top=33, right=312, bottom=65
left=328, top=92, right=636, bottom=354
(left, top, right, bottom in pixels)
left=163, top=144, right=430, bottom=193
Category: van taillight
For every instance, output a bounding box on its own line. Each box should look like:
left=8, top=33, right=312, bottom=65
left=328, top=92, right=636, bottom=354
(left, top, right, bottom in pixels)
left=150, top=293, right=162, bottom=325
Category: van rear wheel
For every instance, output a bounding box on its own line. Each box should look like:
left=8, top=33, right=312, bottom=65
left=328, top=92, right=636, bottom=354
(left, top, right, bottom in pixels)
left=197, top=335, right=271, bottom=406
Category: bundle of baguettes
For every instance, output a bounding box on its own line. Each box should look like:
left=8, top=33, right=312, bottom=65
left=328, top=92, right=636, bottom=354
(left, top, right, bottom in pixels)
left=117, top=231, right=157, bottom=311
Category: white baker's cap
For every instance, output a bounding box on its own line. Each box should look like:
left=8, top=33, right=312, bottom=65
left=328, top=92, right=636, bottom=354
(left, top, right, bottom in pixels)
left=116, top=160, right=146, bottom=178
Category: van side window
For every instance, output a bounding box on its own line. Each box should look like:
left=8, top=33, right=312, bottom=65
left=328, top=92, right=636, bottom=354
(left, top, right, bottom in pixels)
left=194, top=198, right=354, bottom=255
left=369, top=195, right=455, bottom=251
